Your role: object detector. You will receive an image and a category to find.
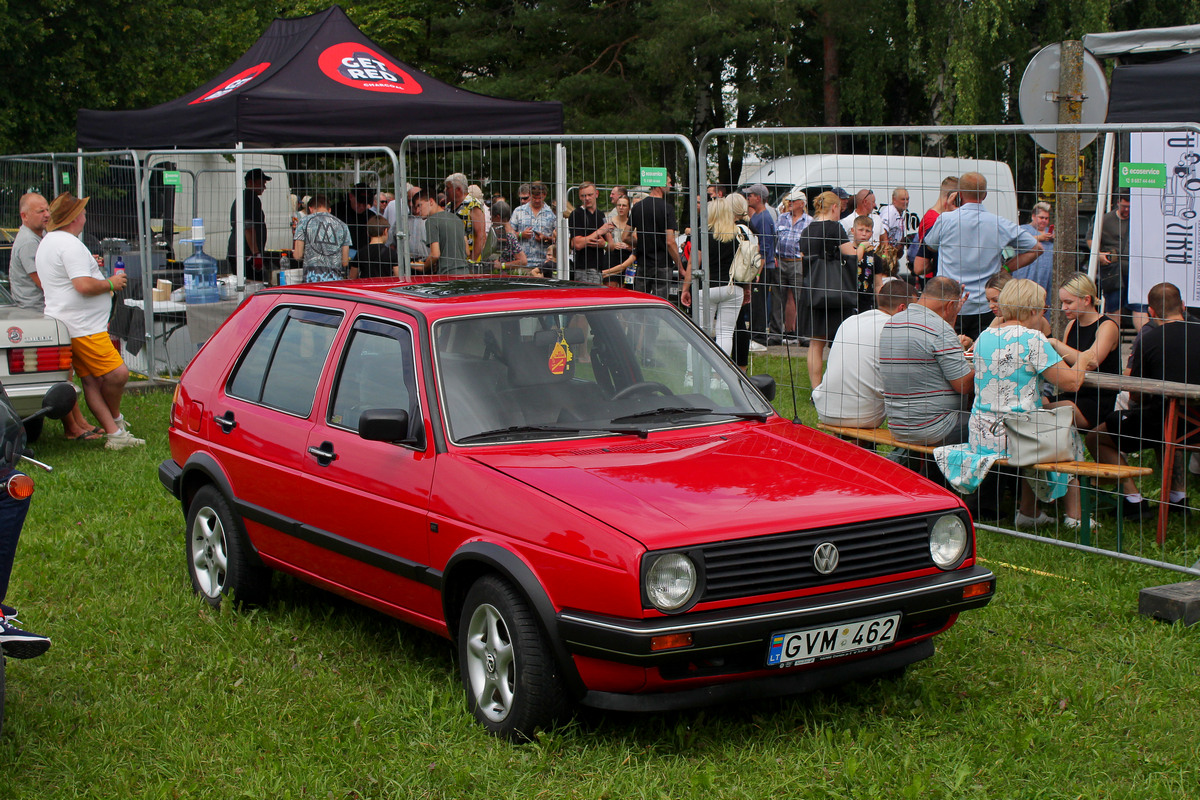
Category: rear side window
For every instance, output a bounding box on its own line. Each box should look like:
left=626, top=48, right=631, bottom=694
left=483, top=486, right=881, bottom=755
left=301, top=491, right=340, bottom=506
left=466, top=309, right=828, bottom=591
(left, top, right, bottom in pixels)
left=227, top=306, right=343, bottom=417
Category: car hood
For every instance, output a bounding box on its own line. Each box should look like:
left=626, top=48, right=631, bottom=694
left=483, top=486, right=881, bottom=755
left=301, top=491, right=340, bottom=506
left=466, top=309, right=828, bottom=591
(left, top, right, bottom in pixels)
left=465, top=420, right=961, bottom=550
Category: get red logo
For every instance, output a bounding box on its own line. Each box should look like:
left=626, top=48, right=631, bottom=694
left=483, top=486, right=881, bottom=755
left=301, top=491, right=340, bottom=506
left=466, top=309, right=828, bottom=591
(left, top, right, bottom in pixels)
left=318, top=43, right=422, bottom=94
left=7, top=327, right=23, bottom=344
left=190, top=63, right=271, bottom=104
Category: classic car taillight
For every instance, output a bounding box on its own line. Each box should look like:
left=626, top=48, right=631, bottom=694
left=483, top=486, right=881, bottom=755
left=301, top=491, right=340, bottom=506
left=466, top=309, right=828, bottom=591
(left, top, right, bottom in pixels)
left=7, top=346, right=72, bottom=374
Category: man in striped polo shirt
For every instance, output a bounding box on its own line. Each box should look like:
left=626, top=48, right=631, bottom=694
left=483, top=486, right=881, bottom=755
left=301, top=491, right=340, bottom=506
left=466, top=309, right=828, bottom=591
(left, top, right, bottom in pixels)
left=878, top=276, right=975, bottom=446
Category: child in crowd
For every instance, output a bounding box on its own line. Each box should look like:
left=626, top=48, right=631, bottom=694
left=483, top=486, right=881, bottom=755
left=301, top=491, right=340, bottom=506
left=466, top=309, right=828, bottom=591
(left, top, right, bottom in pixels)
left=852, top=215, right=891, bottom=311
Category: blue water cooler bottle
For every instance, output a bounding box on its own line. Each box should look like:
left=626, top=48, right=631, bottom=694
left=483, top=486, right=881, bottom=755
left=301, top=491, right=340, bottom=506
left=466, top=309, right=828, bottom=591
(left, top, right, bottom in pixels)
left=182, top=218, right=219, bottom=304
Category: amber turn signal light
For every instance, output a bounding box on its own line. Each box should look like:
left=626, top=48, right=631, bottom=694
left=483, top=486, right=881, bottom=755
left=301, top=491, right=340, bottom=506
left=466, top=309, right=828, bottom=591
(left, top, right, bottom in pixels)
left=4, top=473, right=35, bottom=500
left=963, top=581, right=993, bottom=600
left=650, top=632, right=693, bottom=652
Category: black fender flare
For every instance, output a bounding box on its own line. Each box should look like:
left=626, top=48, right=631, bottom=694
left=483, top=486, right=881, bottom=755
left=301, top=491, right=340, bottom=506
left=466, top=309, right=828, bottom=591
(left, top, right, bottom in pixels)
left=441, top=541, right=585, bottom=697
left=173, top=453, right=267, bottom=569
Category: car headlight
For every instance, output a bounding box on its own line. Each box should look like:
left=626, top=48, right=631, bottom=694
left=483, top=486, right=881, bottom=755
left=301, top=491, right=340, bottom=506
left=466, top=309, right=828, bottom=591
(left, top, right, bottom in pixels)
left=930, top=514, right=969, bottom=569
left=644, top=553, right=697, bottom=612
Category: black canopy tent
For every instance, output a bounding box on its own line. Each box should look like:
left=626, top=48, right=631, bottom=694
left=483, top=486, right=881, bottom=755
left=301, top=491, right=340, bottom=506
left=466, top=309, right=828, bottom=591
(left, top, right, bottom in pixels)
left=1106, top=51, right=1200, bottom=124
left=76, top=5, right=562, bottom=148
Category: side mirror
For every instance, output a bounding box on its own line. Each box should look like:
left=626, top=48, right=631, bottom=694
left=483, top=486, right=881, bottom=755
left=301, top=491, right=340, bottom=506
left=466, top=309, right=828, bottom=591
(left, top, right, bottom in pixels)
left=40, top=382, right=78, bottom=421
left=358, top=408, right=416, bottom=444
left=749, top=374, right=776, bottom=401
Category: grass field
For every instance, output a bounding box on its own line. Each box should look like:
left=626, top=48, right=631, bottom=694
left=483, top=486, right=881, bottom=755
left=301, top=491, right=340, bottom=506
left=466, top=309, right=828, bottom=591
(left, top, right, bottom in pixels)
left=2, top=384, right=1199, bottom=799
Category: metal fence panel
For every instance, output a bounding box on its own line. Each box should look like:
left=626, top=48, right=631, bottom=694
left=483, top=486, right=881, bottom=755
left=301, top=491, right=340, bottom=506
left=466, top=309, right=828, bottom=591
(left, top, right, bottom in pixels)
left=702, top=124, right=1200, bottom=575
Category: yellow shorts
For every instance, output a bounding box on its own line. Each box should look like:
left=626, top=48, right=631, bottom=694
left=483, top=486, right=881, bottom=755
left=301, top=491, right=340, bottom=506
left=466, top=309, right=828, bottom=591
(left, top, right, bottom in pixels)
left=71, top=332, right=125, bottom=378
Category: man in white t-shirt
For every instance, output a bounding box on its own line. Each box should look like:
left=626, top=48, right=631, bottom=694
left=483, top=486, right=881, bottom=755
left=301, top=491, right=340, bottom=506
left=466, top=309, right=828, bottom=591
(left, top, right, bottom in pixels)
left=840, top=189, right=888, bottom=247
left=813, top=279, right=916, bottom=427
left=35, top=193, right=144, bottom=450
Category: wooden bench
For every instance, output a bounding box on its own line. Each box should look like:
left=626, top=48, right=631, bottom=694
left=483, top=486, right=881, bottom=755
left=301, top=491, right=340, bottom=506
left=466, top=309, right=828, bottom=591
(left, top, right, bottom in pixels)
left=815, top=422, right=1154, bottom=547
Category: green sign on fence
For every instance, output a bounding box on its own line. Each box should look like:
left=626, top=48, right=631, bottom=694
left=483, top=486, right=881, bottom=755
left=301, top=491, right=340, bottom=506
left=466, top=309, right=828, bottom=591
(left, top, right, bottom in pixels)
left=640, top=167, right=668, bottom=188
left=1118, top=162, right=1166, bottom=189
left=163, top=170, right=182, bottom=193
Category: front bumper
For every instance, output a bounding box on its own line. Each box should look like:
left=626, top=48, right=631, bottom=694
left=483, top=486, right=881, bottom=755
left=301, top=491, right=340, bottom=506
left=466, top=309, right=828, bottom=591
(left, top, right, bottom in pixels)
left=558, top=565, right=995, bottom=667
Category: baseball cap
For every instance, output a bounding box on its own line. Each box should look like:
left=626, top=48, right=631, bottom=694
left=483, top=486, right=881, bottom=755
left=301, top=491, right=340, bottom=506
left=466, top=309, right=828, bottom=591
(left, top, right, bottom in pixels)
left=244, top=168, right=272, bottom=183
left=782, top=189, right=806, bottom=203
left=833, top=187, right=850, bottom=200
left=745, top=183, right=769, bottom=200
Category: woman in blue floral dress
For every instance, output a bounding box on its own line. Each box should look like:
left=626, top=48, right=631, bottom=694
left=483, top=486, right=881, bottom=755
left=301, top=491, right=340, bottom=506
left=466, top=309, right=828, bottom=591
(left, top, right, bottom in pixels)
left=935, top=279, right=1097, bottom=528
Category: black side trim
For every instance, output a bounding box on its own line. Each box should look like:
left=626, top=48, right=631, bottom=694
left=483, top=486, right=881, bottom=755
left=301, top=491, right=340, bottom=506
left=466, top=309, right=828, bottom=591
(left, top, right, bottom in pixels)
left=232, top=497, right=441, bottom=590
left=578, top=639, right=934, bottom=712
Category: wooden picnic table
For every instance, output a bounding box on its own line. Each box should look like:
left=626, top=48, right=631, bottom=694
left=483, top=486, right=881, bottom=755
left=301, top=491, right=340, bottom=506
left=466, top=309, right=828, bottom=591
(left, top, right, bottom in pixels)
left=1080, top=371, right=1200, bottom=543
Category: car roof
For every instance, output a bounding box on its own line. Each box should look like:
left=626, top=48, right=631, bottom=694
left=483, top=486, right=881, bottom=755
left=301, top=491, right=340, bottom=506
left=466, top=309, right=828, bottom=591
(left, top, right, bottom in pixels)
left=253, top=276, right=669, bottom=321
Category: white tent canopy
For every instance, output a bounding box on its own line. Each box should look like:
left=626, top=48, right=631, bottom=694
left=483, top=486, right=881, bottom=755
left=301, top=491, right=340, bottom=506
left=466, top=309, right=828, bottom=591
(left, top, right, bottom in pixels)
left=1084, top=25, right=1200, bottom=59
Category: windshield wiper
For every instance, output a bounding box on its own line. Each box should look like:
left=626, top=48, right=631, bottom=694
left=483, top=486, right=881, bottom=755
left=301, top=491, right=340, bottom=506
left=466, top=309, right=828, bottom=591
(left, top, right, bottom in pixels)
left=456, top=423, right=647, bottom=443
left=610, top=407, right=771, bottom=424
left=611, top=406, right=715, bottom=423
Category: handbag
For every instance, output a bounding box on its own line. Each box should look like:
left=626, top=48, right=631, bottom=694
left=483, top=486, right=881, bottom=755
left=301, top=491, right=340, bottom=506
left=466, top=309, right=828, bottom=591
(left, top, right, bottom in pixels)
left=999, top=406, right=1075, bottom=466
left=806, top=252, right=856, bottom=308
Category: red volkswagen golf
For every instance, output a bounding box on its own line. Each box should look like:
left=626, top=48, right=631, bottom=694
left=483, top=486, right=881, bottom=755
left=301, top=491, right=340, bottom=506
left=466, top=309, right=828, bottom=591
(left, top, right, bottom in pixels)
left=160, top=277, right=994, bottom=740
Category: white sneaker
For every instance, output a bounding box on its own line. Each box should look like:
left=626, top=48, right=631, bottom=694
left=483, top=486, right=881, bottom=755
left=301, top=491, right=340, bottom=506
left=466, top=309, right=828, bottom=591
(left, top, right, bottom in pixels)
left=748, top=340, right=768, bottom=353
left=114, top=414, right=131, bottom=432
left=1062, top=516, right=1098, bottom=530
left=1014, top=510, right=1054, bottom=528
left=105, top=429, right=145, bottom=450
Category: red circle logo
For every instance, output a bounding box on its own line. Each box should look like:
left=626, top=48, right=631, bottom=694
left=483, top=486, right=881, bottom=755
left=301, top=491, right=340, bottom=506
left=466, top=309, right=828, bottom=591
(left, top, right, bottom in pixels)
left=190, top=63, right=271, bottom=105
left=318, top=43, right=422, bottom=94
left=7, top=326, right=23, bottom=344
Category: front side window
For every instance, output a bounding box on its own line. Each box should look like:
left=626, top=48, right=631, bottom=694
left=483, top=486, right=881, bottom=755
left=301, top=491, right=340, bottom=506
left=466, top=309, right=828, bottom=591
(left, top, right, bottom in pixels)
left=227, top=306, right=342, bottom=417
left=329, top=317, right=420, bottom=442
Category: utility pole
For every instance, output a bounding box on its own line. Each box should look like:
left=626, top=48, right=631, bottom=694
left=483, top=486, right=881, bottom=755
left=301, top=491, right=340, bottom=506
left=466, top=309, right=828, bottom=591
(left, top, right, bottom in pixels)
left=1052, top=40, right=1084, bottom=338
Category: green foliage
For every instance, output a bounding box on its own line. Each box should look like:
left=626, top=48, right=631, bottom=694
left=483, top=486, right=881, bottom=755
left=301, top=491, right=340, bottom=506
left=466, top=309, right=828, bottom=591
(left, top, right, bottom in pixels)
left=7, top=0, right=1200, bottom=167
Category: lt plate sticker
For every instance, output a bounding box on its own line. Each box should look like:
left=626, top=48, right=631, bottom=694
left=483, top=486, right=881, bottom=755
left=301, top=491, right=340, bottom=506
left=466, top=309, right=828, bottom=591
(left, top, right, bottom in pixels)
left=767, top=614, right=900, bottom=667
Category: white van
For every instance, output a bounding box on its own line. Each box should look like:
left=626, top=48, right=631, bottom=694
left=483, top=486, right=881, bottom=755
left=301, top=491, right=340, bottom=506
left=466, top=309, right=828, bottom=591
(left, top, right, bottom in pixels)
left=738, top=154, right=1018, bottom=223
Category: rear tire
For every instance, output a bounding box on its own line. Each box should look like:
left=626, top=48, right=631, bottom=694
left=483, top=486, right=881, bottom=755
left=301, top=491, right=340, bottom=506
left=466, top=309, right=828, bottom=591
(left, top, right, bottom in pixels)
left=457, top=575, right=567, bottom=741
left=185, top=485, right=270, bottom=608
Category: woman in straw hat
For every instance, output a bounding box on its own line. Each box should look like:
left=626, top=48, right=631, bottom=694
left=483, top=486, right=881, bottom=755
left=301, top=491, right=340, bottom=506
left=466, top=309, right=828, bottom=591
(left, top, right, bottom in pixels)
left=34, top=192, right=144, bottom=450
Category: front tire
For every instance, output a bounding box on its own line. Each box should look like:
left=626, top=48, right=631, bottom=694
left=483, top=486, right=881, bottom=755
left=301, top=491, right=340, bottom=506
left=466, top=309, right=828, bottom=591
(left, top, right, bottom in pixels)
left=185, top=485, right=269, bottom=608
left=457, top=575, right=567, bottom=741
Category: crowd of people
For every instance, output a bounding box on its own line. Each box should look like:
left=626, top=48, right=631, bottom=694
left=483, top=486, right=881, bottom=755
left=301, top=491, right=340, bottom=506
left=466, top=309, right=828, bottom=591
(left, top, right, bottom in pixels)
left=807, top=170, right=1196, bottom=529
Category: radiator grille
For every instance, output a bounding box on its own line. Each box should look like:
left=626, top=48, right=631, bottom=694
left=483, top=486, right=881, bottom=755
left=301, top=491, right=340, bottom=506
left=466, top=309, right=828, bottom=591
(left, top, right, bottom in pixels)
left=697, top=515, right=937, bottom=601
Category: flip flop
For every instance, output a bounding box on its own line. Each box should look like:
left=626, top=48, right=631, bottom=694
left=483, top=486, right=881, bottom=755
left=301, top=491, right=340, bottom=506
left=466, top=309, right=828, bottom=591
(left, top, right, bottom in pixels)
left=68, top=430, right=104, bottom=442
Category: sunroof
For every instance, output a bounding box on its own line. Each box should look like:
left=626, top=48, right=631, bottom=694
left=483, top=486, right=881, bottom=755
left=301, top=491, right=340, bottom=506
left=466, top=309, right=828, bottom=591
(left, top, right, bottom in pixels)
left=388, top=278, right=579, bottom=298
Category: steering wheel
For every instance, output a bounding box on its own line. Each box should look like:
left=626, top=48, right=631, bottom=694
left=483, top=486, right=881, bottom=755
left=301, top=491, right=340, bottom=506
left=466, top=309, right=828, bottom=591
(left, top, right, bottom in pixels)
left=611, top=381, right=673, bottom=401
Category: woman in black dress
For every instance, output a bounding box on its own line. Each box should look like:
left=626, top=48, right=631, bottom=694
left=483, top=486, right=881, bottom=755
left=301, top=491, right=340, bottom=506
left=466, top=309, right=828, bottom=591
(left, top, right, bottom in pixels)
left=798, top=190, right=858, bottom=390
left=1050, top=272, right=1121, bottom=428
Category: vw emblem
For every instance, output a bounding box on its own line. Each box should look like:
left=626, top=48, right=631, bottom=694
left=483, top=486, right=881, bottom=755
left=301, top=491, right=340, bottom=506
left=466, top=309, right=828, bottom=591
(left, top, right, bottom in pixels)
left=812, top=542, right=840, bottom=575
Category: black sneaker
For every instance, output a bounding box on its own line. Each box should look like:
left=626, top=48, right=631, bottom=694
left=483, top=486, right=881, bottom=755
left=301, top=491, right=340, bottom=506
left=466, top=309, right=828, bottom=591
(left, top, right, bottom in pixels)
left=0, top=617, right=51, bottom=659
left=0, top=602, right=16, bottom=618
left=1122, top=498, right=1155, bottom=521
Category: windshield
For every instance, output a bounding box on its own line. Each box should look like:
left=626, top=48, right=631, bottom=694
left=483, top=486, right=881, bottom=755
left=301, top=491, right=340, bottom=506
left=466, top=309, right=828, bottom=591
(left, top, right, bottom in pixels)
left=434, top=304, right=774, bottom=443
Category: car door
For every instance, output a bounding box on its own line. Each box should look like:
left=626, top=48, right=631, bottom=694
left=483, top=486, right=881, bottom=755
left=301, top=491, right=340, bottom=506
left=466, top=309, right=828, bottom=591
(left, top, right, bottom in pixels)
left=297, top=310, right=440, bottom=623
left=215, top=302, right=345, bottom=566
